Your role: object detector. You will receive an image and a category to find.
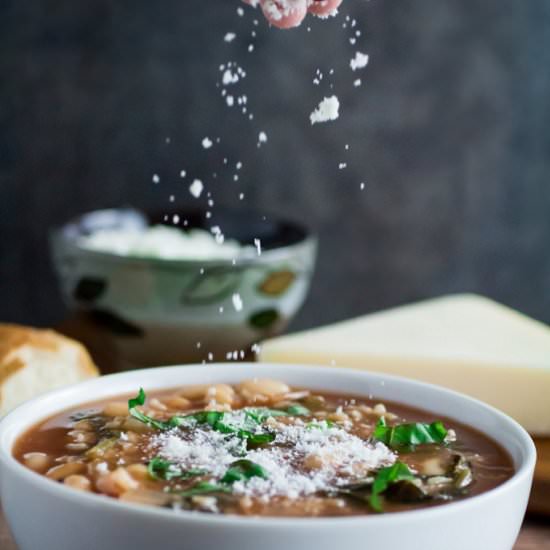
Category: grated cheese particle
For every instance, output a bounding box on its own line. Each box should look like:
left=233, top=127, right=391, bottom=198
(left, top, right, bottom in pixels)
left=254, top=238, right=262, bottom=256
left=189, top=179, right=204, bottom=198
left=350, top=51, right=369, bottom=71
left=310, top=96, right=340, bottom=125
left=232, top=293, right=244, bottom=312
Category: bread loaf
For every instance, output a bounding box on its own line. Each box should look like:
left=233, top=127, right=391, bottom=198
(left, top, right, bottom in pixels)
left=0, top=324, right=99, bottom=416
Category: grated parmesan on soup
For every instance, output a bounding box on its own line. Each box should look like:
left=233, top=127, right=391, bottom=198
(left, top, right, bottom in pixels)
left=152, top=414, right=396, bottom=500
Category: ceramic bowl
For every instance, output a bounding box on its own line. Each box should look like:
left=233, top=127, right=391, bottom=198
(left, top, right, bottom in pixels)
left=50, top=209, right=317, bottom=366
left=0, top=363, right=536, bottom=550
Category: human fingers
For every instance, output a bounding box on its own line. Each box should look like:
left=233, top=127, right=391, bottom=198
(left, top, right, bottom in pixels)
left=307, top=0, right=342, bottom=17
left=259, top=0, right=308, bottom=29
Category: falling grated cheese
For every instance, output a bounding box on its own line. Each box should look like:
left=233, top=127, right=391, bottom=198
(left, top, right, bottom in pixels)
left=254, top=238, right=262, bottom=255
left=224, top=32, right=236, bottom=43
left=210, top=225, right=225, bottom=245
left=350, top=51, right=369, bottom=71
left=232, top=293, right=244, bottom=311
left=189, top=179, right=204, bottom=198
left=310, top=96, right=340, bottom=125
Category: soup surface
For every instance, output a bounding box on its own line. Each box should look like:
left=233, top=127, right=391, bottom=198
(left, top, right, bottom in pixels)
left=14, top=379, right=514, bottom=517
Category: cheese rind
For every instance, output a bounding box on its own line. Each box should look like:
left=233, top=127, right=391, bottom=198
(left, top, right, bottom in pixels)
left=259, top=294, right=550, bottom=435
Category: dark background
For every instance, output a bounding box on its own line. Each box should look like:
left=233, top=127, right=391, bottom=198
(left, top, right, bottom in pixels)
left=2, top=0, right=550, bottom=331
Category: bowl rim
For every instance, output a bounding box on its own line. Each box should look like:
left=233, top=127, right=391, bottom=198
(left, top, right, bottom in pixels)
left=50, top=208, right=318, bottom=269
left=0, top=363, right=537, bottom=528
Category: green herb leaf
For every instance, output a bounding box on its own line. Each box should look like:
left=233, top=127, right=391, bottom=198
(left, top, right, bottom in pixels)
left=128, top=389, right=171, bottom=431
left=369, top=462, right=415, bottom=512
left=147, top=457, right=205, bottom=481
left=221, top=459, right=269, bottom=484
left=166, top=416, right=194, bottom=428
left=286, top=404, right=310, bottom=416
left=128, top=388, right=146, bottom=409
left=306, top=419, right=335, bottom=430
left=178, top=481, right=232, bottom=498
left=86, top=437, right=118, bottom=459
left=244, top=408, right=288, bottom=423
left=184, top=410, right=275, bottom=445
left=127, top=390, right=277, bottom=445
left=374, top=418, right=448, bottom=449
left=245, top=432, right=276, bottom=445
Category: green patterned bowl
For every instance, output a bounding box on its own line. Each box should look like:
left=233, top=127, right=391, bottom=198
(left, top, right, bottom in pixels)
left=50, top=208, right=317, bottom=367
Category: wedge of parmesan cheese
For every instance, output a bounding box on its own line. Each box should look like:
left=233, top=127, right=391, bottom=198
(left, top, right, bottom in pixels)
left=0, top=324, right=99, bottom=416
left=259, top=294, right=550, bottom=435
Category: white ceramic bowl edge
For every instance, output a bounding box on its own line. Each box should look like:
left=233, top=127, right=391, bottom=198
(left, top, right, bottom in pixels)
left=0, top=363, right=536, bottom=550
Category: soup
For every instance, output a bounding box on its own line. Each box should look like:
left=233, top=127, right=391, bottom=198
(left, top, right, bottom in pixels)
left=14, top=379, right=514, bottom=517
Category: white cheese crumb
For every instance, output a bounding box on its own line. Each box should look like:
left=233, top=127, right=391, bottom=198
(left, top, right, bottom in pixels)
left=350, top=51, right=369, bottom=71
left=189, top=179, right=204, bottom=198
left=152, top=174, right=160, bottom=184
left=210, top=226, right=224, bottom=244
left=232, top=293, right=243, bottom=311
left=251, top=343, right=261, bottom=354
left=222, top=69, right=240, bottom=86
left=254, top=238, right=262, bottom=256
left=202, top=137, right=213, bottom=149
left=224, top=32, right=236, bottom=43
left=310, top=96, right=340, bottom=125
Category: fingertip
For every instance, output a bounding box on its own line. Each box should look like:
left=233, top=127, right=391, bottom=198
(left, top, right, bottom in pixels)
left=307, top=0, right=342, bottom=16
left=260, top=0, right=308, bottom=29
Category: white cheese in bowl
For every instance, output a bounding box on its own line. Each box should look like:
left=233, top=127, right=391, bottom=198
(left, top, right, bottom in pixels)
left=77, top=225, right=247, bottom=261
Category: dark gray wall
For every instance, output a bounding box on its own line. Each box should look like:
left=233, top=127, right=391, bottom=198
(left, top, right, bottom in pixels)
left=1, top=0, right=550, bottom=330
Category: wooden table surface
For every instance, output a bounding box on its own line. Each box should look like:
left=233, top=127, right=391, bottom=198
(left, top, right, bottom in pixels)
left=1, top=505, right=549, bottom=549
